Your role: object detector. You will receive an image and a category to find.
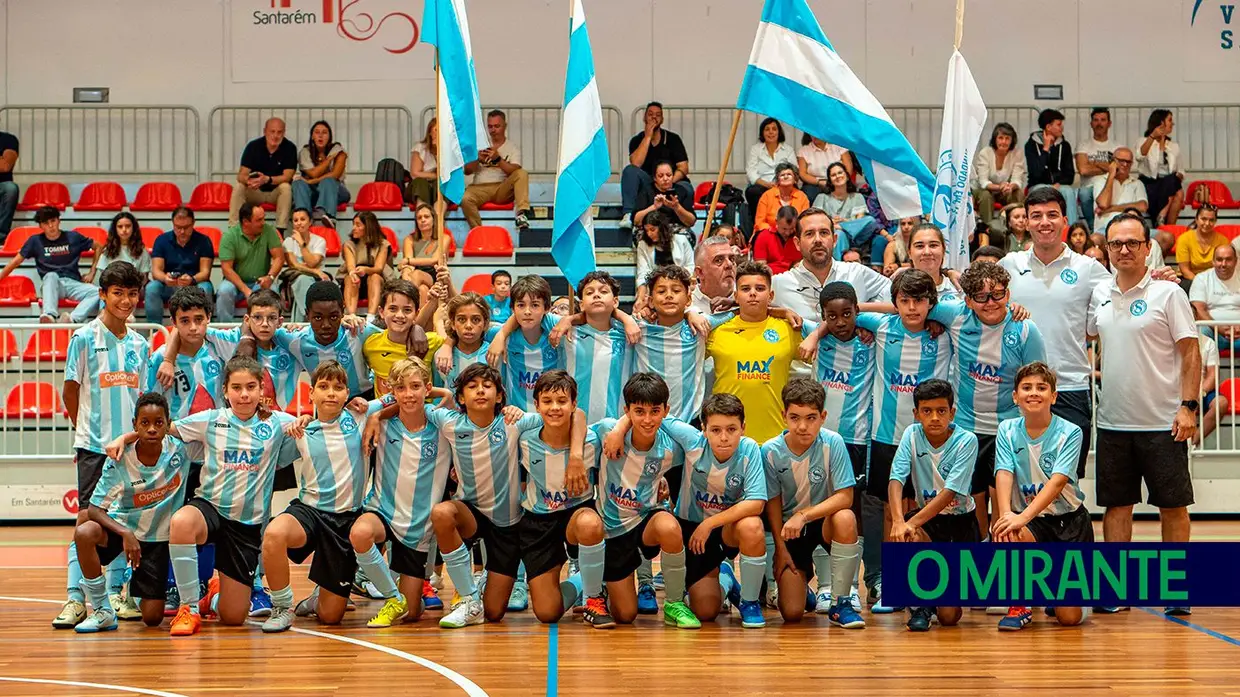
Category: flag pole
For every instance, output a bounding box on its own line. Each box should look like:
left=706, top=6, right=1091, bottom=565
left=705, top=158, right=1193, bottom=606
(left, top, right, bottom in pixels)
left=434, top=50, right=447, bottom=266
left=566, top=0, right=578, bottom=315
left=701, top=108, right=743, bottom=241
left=954, top=0, right=964, bottom=50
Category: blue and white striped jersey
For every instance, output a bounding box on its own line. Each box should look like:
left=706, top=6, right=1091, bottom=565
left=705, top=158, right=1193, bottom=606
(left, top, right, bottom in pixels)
left=204, top=327, right=301, bottom=412
left=438, top=341, right=491, bottom=390
left=802, top=321, right=877, bottom=446
left=994, top=415, right=1084, bottom=517
left=426, top=407, right=542, bottom=527
left=274, top=324, right=382, bottom=397
left=366, top=412, right=453, bottom=552
left=146, top=343, right=226, bottom=421
left=633, top=314, right=733, bottom=423
left=890, top=424, right=977, bottom=515
left=64, top=319, right=149, bottom=453
left=90, top=435, right=193, bottom=542
left=519, top=426, right=600, bottom=515
left=762, top=429, right=855, bottom=524
left=292, top=401, right=384, bottom=514
left=564, top=319, right=633, bottom=422
left=662, top=419, right=766, bottom=523
left=857, top=312, right=953, bottom=445
left=591, top=417, right=685, bottom=537
left=501, top=314, right=564, bottom=411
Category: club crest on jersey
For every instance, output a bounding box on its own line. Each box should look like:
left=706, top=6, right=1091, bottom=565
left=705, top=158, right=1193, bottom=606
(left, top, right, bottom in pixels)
left=541, top=346, right=558, bottom=363
left=335, top=350, right=353, bottom=366
left=1130, top=299, right=1148, bottom=317
left=488, top=426, right=506, bottom=445
left=763, top=329, right=780, bottom=343
left=727, top=473, right=743, bottom=489
left=921, top=341, right=938, bottom=357
left=340, top=415, right=358, bottom=435
left=168, top=452, right=184, bottom=470
left=203, top=359, right=221, bottom=377
left=1039, top=452, right=1056, bottom=473
left=273, top=354, right=292, bottom=371
left=643, top=458, right=663, bottom=476
left=125, top=350, right=140, bottom=370
left=1060, top=268, right=1078, bottom=285
left=611, top=337, right=626, bottom=352
left=421, top=441, right=438, bottom=459
left=252, top=421, right=274, bottom=441
left=1003, top=331, right=1021, bottom=348
left=680, top=324, right=696, bottom=342
left=808, top=466, right=825, bottom=484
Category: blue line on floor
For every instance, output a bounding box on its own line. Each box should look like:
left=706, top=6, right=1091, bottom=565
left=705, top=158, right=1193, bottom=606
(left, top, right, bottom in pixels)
left=547, top=622, right=559, bottom=696
left=1138, top=607, right=1240, bottom=647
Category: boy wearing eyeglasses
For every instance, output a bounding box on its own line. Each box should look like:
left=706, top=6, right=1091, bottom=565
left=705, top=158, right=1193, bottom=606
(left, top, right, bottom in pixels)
left=927, top=261, right=1045, bottom=538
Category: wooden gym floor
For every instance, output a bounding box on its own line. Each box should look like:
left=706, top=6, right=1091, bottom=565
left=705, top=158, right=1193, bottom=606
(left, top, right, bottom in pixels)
left=3, top=523, right=1240, bottom=696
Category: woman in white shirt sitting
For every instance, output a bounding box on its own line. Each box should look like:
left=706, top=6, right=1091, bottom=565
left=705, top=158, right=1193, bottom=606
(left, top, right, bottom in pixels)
left=633, top=209, right=695, bottom=309
left=971, top=122, right=1027, bottom=234
left=797, top=133, right=851, bottom=204
left=409, top=117, right=438, bottom=207
left=745, top=118, right=797, bottom=231
left=1138, top=109, right=1186, bottom=227
left=279, top=208, right=331, bottom=321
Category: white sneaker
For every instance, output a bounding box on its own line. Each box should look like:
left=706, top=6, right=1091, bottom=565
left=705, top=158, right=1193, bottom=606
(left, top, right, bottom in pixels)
left=439, top=596, right=485, bottom=629
left=52, top=599, right=87, bottom=628
left=765, top=582, right=779, bottom=608
left=813, top=588, right=832, bottom=614
left=619, top=213, right=633, bottom=230
left=430, top=572, right=444, bottom=592
left=848, top=587, right=863, bottom=613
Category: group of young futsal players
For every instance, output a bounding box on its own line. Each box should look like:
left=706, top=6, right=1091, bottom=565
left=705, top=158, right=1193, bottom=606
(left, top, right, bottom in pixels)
left=51, top=208, right=1095, bottom=637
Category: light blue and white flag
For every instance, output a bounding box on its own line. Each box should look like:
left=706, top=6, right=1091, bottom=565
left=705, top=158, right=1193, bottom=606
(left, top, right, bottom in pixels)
left=422, top=0, right=487, bottom=204
left=737, top=0, right=934, bottom=220
left=931, top=50, right=987, bottom=270
left=552, top=0, right=608, bottom=288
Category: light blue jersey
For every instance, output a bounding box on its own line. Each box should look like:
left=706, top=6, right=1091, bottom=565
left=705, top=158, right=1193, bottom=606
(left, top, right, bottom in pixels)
left=485, top=294, right=512, bottom=323
left=438, top=341, right=491, bottom=390
left=858, top=312, right=953, bottom=445
left=175, top=408, right=299, bottom=525
left=802, top=321, right=877, bottom=446
left=929, top=301, right=1047, bottom=435
left=519, top=427, right=600, bottom=515
left=426, top=407, right=542, bottom=527
left=147, top=344, right=226, bottom=420
left=633, top=314, right=732, bottom=423
left=591, top=417, right=685, bottom=537
left=292, top=401, right=383, bottom=514
left=275, top=324, right=382, bottom=397
left=661, top=419, right=766, bottom=523
left=565, top=319, right=632, bottom=422
left=204, top=327, right=301, bottom=412
left=64, top=319, right=150, bottom=454
left=761, top=429, right=855, bottom=524
left=994, top=415, right=1085, bottom=517
left=366, top=411, right=453, bottom=552
left=502, top=314, right=564, bottom=411
left=90, top=435, right=192, bottom=542
left=890, top=424, right=977, bottom=515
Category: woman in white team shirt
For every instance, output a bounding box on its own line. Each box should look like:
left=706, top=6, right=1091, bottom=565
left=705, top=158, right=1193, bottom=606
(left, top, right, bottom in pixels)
left=892, top=223, right=961, bottom=301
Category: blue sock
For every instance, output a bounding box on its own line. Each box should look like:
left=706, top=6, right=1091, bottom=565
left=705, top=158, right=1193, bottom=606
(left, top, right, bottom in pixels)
left=719, top=564, right=736, bottom=599
left=105, top=555, right=128, bottom=594
left=579, top=541, right=605, bottom=598
left=516, top=560, right=527, bottom=583
left=356, top=545, right=399, bottom=600
left=66, top=542, right=85, bottom=603
left=252, top=554, right=265, bottom=591
left=739, top=554, right=766, bottom=603
left=198, top=544, right=216, bottom=584
left=271, top=585, right=294, bottom=610
left=443, top=544, right=478, bottom=600
left=81, top=575, right=111, bottom=612
left=170, top=543, right=200, bottom=613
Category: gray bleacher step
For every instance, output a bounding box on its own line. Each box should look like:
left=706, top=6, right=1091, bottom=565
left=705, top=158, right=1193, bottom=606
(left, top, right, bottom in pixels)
left=518, top=228, right=632, bottom=248
left=515, top=250, right=634, bottom=267
left=539, top=274, right=638, bottom=297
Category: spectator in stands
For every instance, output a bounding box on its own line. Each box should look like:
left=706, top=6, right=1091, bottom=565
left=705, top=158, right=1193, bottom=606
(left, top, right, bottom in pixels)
left=1075, top=107, right=1117, bottom=229
left=1086, top=243, right=1109, bottom=271
left=1067, top=221, right=1092, bottom=254
left=340, top=210, right=396, bottom=317
left=896, top=223, right=961, bottom=301
left=755, top=163, right=810, bottom=232
left=813, top=162, right=879, bottom=260
left=752, top=205, right=801, bottom=275
left=745, top=118, right=797, bottom=228
left=1000, top=203, right=1031, bottom=253
left=279, top=208, right=331, bottom=322
left=797, top=134, right=850, bottom=204
left=772, top=208, right=891, bottom=323
left=1198, top=332, right=1228, bottom=443
left=1189, top=243, right=1240, bottom=352
left=146, top=207, right=215, bottom=325
left=460, top=110, right=531, bottom=231
left=1138, top=109, right=1187, bottom=227
left=217, top=201, right=285, bottom=321
left=633, top=209, right=695, bottom=309
left=0, top=206, right=101, bottom=323
left=1178, top=204, right=1227, bottom=284
left=291, top=120, right=349, bottom=229
left=230, top=117, right=297, bottom=232
left=620, top=102, right=692, bottom=230
left=1093, top=147, right=1148, bottom=232
left=0, top=130, right=18, bottom=244
left=398, top=203, right=441, bottom=301
left=408, top=117, right=438, bottom=206
left=881, top=215, right=919, bottom=276
left=691, top=234, right=740, bottom=314
left=1024, top=108, right=1078, bottom=224
left=633, top=161, right=695, bottom=228
left=841, top=248, right=862, bottom=263
left=971, top=245, right=1005, bottom=265
left=972, top=122, right=1026, bottom=234
left=87, top=212, right=151, bottom=294
left=725, top=224, right=749, bottom=259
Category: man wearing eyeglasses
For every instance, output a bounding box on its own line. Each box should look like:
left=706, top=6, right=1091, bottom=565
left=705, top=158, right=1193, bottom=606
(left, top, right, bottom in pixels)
left=1087, top=212, right=1199, bottom=616
left=1093, top=147, right=1148, bottom=232
left=146, top=206, right=217, bottom=325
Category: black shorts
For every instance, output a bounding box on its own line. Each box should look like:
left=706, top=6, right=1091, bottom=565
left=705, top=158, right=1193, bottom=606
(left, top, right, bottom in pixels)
left=603, top=512, right=664, bottom=583
left=283, top=500, right=362, bottom=599
left=462, top=502, right=522, bottom=578
left=680, top=518, right=739, bottom=589
left=96, top=533, right=169, bottom=601
left=1051, top=390, right=1093, bottom=479
left=187, top=498, right=262, bottom=585
left=1095, top=429, right=1193, bottom=509
left=273, top=465, right=297, bottom=493
left=971, top=433, right=996, bottom=495
left=518, top=501, right=594, bottom=579
left=909, top=510, right=981, bottom=543
left=845, top=443, right=868, bottom=519
left=664, top=465, right=684, bottom=511
left=867, top=440, right=902, bottom=499
left=782, top=520, right=827, bottom=577
left=1027, top=505, right=1095, bottom=543
left=185, top=462, right=203, bottom=505
left=76, top=449, right=107, bottom=504
left=377, top=515, right=430, bottom=579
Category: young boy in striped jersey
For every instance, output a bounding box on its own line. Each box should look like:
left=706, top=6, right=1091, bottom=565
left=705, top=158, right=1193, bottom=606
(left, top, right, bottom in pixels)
left=484, top=275, right=563, bottom=411
left=364, top=279, right=444, bottom=397
left=55, top=262, right=149, bottom=630
left=888, top=379, right=979, bottom=632
left=991, top=362, right=1090, bottom=631
left=259, top=360, right=385, bottom=632
left=556, top=271, right=640, bottom=422
left=349, top=357, right=455, bottom=628
left=632, top=265, right=716, bottom=424
left=433, top=292, right=494, bottom=389
left=72, top=393, right=192, bottom=632
left=595, top=372, right=698, bottom=629
left=762, top=378, right=864, bottom=628
left=274, top=280, right=390, bottom=399
left=926, top=261, right=1045, bottom=537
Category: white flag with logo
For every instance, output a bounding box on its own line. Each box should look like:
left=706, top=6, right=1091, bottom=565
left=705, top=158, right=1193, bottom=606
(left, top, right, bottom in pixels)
left=931, top=50, right=986, bottom=270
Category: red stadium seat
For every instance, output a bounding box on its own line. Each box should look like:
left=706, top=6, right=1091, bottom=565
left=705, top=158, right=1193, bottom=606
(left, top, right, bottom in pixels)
left=1217, top=378, right=1240, bottom=415
left=693, top=181, right=725, bottom=210
left=17, top=182, right=71, bottom=211
left=443, top=231, right=457, bottom=257
left=0, top=276, right=37, bottom=307
left=1187, top=180, right=1240, bottom=209
left=149, top=330, right=167, bottom=351
left=1, top=227, right=39, bottom=257
left=287, top=382, right=314, bottom=416
left=353, top=182, right=404, bottom=211
left=1218, top=225, right=1240, bottom=241
left=130, top=182, right=184, bottom=212
left=310, top=226, right=342, bottom=257
left=74, top=182, right=127, bottom=211
left=76, top=227, right=107, bottom=256
left=23, top=329, right=73, bottom=362
left=188, top=182, right=233, bottom=212
left=0, top=329, right=16, bottom=361
left=140, top=226, right=165, bottom=251
left=2, top=382, right=64, bottom=419
left=461, top=274, right=493, bottom=295
left=380, top=226, right=401, bottom=255
left=462, top=226, right=514, bottom=257
left=1159, top=224, right=1189, bottom=239
left=480, top=201, right=514, bottom=211
left=195, top=226, right=223, bottom=253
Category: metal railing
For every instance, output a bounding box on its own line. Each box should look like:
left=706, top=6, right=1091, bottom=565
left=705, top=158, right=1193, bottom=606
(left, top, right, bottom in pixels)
left=420, top=105, right=627, bottom=176
left=0, top=105, right=199, bottom=179
left=1191, top=320, right=1240, bottom=458
left=208, top=105, right=413, bottom=180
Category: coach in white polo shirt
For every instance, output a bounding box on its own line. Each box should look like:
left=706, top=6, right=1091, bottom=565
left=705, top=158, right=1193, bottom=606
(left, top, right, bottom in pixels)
left=1000, top=186, right=1112, bottom=477
left=1088, top=212, right=1198, bottom=564
left=772, top=208, right=892, bottom=322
